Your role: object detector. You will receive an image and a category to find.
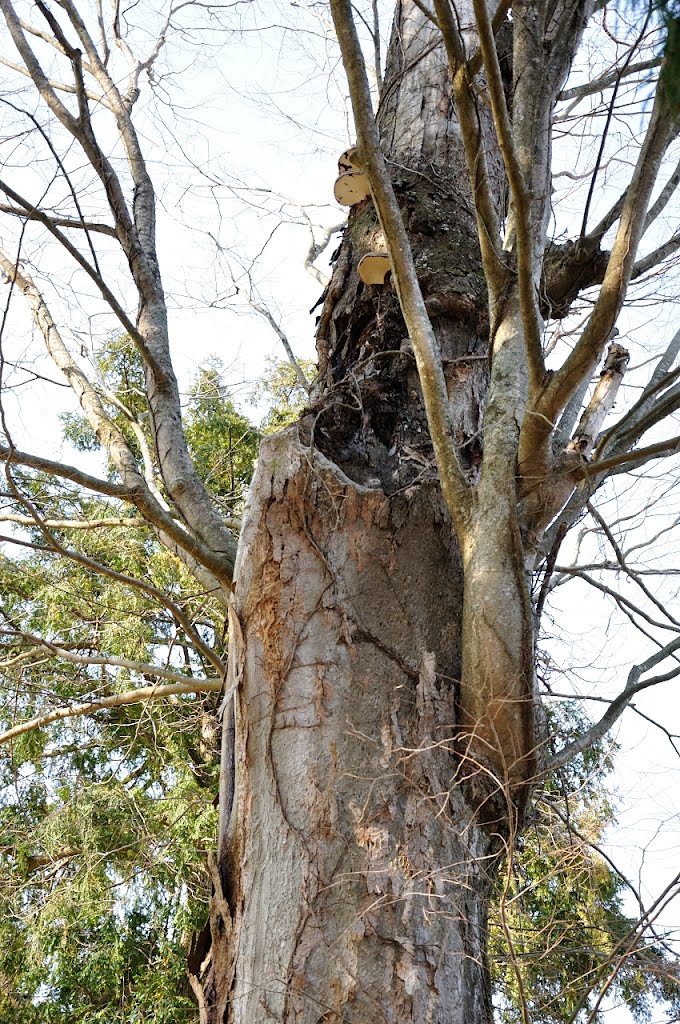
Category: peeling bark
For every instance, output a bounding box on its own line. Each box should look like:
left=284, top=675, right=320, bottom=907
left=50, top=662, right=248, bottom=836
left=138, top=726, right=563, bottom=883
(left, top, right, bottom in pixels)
left=204, top=431, right=500, bottom=1024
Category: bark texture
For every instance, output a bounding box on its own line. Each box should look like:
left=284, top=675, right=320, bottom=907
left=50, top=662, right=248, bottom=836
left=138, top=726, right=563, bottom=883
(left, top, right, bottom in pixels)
left=209, top=432, right=499, bottom=1023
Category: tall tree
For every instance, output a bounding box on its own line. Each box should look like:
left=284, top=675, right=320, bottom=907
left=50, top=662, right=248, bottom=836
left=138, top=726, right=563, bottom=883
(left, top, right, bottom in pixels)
left=201, top=2, right=680, bottom=1020
left=0, top=2, right=679, bottom=1024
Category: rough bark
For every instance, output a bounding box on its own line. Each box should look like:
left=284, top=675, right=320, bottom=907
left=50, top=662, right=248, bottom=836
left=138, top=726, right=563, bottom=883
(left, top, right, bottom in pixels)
left=207, top=431, right=499, bottom=1023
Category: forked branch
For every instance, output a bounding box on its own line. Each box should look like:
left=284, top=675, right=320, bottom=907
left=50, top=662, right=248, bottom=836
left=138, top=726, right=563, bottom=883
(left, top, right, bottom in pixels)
left=0, top=255, right=236, bottom=583
left=524, top=71, right=678, bottom=462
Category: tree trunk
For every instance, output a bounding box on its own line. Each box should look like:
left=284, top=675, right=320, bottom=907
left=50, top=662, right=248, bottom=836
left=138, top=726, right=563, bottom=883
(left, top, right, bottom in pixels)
left=214, top=433, right=499, bottom=1023
left=202, top=4, right=532, bottom=1021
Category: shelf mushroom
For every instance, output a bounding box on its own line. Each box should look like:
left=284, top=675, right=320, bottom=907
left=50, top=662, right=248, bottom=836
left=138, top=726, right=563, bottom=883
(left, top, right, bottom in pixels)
left=358, top=251, right=392, bottom=285
left=334, top=170, right=371, bottom=206
left=338, top=147, right=362, bottom=174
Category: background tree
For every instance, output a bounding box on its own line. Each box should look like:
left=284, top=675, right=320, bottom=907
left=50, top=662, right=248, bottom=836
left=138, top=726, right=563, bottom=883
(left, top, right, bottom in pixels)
left=0, top=1, right=679, bottom=1024
left=0, top=354, right=262, bottom=1022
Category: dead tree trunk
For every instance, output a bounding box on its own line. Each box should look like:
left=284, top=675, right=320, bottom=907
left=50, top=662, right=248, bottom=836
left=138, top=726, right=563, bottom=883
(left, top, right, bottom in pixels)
left=201, top=4, right=538, bottom=1021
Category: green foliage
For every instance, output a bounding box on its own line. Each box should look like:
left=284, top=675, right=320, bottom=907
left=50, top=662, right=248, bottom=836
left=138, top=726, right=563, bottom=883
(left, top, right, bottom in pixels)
left=60, top=343, right=261, bottom=517
left=0, top=352, right=258, bottom=1021
left=0, top=353, right=315, bottom=1020
left=60, top=336, right=148, bottom=463
left=0, top=747, right=214, bottom=1022
left=491, top=703, right=680, bottom=1024
left=0, top=515, right=223, bottom=1023
left=184, top=361, right=261, bottom=514
left=254, top=357, right=315, bottom=435
left=8, top=352, right=676, bottom=1023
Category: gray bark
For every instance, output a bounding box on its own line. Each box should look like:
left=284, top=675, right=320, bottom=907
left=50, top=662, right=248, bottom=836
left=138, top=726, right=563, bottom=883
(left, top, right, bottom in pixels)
left=210, top=431, right=497, bottom=1023
left=0, top=2, right=677, bottom=1018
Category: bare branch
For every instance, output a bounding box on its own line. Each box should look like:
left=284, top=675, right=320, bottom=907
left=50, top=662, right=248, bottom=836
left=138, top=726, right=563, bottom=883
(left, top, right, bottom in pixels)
left=583, top=433, right=680, bottom=476
left=0, top=680, right=222, bottom=746
left=548, top=636, right=680, bottom=772
left=587, top=189, right=627, bottom=244
left=569, top=341, right=630, bottom=458
left=645, top=153, right=680, bottom=229
left=526, top=73, right=678, bottom=458
left=633, top=227, right=680, bottom=278
left=586, top=502, right=680, bottom=627
left=1, top=626, right=220, bottom=686
left=246, top=297, right=311, bottom=394
left=0, top=0, right=238, bottom=571
left=0, top=256, right=235, bottom=583
left=0, top=55, right=109, bottom=104
left=0, top=513, right=146, bottom=529
left=303, top=217, right=345, bottom=287
left=597, top=361, right=680, bottom=458
left=582, top=30, right=650, bottom=241
left=0, top=444, right=134, bottom=499
left=472, top=0, right=544, bottom=393
left=0, top=180, right=145, bottom=348
left=226, top=261, right=311, bottom=394
left=431, top=0, right=506, bottom=292
left=558, top=56, right=661, bottom=102
left=0, top=204, right=116, bottom=236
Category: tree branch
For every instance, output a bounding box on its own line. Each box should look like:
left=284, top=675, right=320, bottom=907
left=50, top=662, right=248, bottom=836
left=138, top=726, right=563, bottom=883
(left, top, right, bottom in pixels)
left=558, top=56, right=661, bottom=102
left=632, top=228, right=680, bottom=278
left=596, top=326, right=680, bottom=454
left=644, top=153, right=680, bottom=229
left=431, top=0, right=506, bottom=292
left=525, top=73, right=678, bottom=460
left=472, top=0, right=544, bottom=393
left=0, top=0, right=237, bottom=571
left=303, top=217, right=345, bottom=287
left=0, top=180, right=146, bottom=350
left=548, top=636, right=680, bottom=772
left=0, top=203, right=116, bottom=235
left=0, top=256, right=236, bottom=583
left=0, top=680, right=222, bottom=745
left=569, top=341, right=630, bottom=457
left=0, top=513, right=146, bottom=529
left=225, top=260, right=311, bottom=395
left=0, top=444, right=133, bottom=499
left=583, top=434, right=680, bottom=476
left=1, top=626, right=221, bottom=686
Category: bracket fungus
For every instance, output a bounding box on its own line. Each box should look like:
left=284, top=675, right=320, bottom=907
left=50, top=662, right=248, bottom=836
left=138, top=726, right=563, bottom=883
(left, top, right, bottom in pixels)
left=358, top=252, right=392, bottom=285
left=338, top=146, right=362, bottom=174
left=334, top=170, right=371, bottom=206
